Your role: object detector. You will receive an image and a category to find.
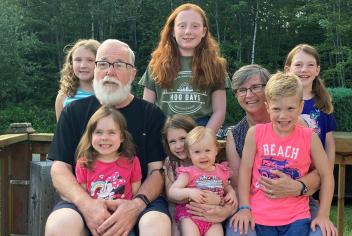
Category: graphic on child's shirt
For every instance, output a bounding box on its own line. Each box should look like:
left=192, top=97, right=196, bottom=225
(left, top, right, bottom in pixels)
left=301, top=109, right=321, bottom=135
left=90, top=172, right=127, bottom=200
left=195, top=175, right=224, bottom=196
left=258, top=157, right=301, bottom=180
left=161, top=72, right=207, bottom=115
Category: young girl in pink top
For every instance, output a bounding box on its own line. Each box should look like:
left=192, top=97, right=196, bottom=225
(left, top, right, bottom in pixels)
left=230, top=72, right=336, bottom=236
left=169, top=126, right=237, bottom=236
left=75, top=106, right=142, bottom=202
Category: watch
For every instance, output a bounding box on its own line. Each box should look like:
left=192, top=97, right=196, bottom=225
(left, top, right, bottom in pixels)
left=297, top=180, right=308, bottom=196
left=134, top=194, right=151, bottom=206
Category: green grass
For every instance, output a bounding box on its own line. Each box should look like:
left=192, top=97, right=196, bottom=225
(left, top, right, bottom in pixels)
left=330, top=204, right=352, bottom=235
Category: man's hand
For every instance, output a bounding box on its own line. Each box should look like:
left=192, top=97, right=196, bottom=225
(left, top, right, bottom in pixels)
left=258, top=170, right=301, bottom=198
left=78, top=198, right=111, bottom=236
left=97, top=199, right=144, bottom=236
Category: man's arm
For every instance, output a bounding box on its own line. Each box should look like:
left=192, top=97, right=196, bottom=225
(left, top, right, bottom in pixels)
left=136, top=161, right=164, bottom=201
left=51, top=161, right=111, bottom=236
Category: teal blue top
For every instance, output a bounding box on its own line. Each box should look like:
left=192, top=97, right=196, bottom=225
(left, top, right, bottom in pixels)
left=63, top=88, right=93, bottom=107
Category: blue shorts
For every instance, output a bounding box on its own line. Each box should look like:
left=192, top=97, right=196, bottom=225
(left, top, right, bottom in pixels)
left=52, top=196, right=170, bottom=235
left=255, top=218, right=311, bottom=236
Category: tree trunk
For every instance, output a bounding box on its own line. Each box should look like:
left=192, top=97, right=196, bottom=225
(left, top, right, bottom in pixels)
left=251, top=0, right=259, bottom=64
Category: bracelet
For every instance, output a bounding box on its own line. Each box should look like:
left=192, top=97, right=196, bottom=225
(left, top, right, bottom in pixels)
left=134, top=194, right=151, bottom=207
left=238, top=205, right=251, bottom=211
left=297, top=180, right=308, bottom=196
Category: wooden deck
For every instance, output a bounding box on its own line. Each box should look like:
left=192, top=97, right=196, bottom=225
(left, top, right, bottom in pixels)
left=0, top=132, right=351, bottom=236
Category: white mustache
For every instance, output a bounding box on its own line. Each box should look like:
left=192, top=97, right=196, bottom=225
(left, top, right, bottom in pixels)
left=102, top=76, right=119, bottom=84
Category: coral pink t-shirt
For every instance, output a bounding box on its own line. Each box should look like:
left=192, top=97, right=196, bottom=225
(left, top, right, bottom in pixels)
left=176, top=163, right=232, bottom=197
left=250, top=123, right=312, bottom=225
left=76, top=156, right=141, bottom=200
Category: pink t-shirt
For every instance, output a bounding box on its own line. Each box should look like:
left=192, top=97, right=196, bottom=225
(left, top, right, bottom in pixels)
left=76, top=156, right=142, bottom=200
left=251, top=123, right=312, bottom=225
left=176, top=163, right=232, bottom=197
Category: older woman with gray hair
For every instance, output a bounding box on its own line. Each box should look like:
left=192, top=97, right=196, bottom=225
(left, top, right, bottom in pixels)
left=225, top=64, right=322, bottom=236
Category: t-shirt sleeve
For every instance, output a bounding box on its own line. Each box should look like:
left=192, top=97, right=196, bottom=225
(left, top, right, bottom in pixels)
left=176, top=166, right=193, bottom=176
left=75, top=160, right=87, bottom=184
left=326, top=113, right=337, bottom=132
left=213, top=73, right=231, bottom=91
left=138, top=66, right=156, bottom=91
left=217, top=162, right=233, bottom=179
left=131, top=156, right=142, bottom=182
left=224, top=74, right=231, bottom=89
left=145, top=104, right=166, bottom=163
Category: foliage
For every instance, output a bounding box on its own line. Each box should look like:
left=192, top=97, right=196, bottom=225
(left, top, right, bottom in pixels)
left=0, top=0, right=43, bottom=108
left=225, top=89, right=245, bottom=126
left=329, top=88, right=352, bottom=132
left=1, top=0, right=352, bottom=133
left=0, top=104, right=56, bottom=134
left=330, top=204, right=352, bottom=235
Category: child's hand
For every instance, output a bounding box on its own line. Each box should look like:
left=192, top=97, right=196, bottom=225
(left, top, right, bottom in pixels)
left=229, top=209, right=255, bottom=235
left=188, top=188, right=207, bottom=203
left=224, top=189, right=238, bottom=208
left=202, top=190, right=222, bottom=205
left=311, top=215, right=337, bottom=236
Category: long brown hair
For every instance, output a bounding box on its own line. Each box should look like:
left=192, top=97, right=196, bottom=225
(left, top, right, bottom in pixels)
left=149, top=3, right=227, bottom=90
left=76, top=106, right=135, bottom=170
left=162, top=114, right=197, bottom=180
left=59, top=39, right=100, bottom=97
left=284, top=44, right=333, bottom=114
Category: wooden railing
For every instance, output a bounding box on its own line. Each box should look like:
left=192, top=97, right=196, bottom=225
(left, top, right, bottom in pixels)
left=0, top=132, right=351, bottom=236
left=0, top=133, right=52, bottom=236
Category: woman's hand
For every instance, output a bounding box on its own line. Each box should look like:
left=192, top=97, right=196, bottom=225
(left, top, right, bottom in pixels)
left=186, top=201, right=235, bottom=223
left=258, top=170, right=301, bottom=198
left=229, top=209, right=255, bottom=235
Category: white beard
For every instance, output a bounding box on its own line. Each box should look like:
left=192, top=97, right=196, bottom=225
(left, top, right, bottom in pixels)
left=93, top=76, right=132, bottom=106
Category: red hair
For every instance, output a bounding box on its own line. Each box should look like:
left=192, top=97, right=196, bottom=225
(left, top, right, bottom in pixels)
left=149, top=3, right=227, bottom=90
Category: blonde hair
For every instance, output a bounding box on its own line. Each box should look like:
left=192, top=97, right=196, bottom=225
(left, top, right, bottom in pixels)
left=184, top=126, right=218, bottom=156
left=284, top=43, right=333, bottom=113
left=76, top=106, right=135, bottom=170
left=149, top=3, right=227, bottom=90
left=59, top=39, right=100, bottom=97
left=265, top=72, right=303, bottom=102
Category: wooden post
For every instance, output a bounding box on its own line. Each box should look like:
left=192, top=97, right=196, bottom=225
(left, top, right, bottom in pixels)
left=28, top=161, right=60, bottom=236
left=2, top=123, right=35, bottom=235
left=337, top=160, right=345, bottom=236
left=334, top=132, right=352, bottom=236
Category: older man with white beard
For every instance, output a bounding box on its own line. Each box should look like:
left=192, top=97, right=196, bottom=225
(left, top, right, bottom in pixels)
left=45, top=39, right=171, bottom=236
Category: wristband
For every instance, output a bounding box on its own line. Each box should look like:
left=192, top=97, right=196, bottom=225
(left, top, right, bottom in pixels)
left=134, top=194, right=151, bottom=207
left=238, top=205, right=251, bottom=211
left=297, top=180, right=308, bottom=196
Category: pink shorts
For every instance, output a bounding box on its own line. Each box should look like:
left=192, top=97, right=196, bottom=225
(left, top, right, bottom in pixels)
left=175, top=204, right=212, bottom=236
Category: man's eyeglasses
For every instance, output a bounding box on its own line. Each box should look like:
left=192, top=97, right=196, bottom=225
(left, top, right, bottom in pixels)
left=95, top=60, right=134, bottom=72
left=234, top=84, right=266, bottom=97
